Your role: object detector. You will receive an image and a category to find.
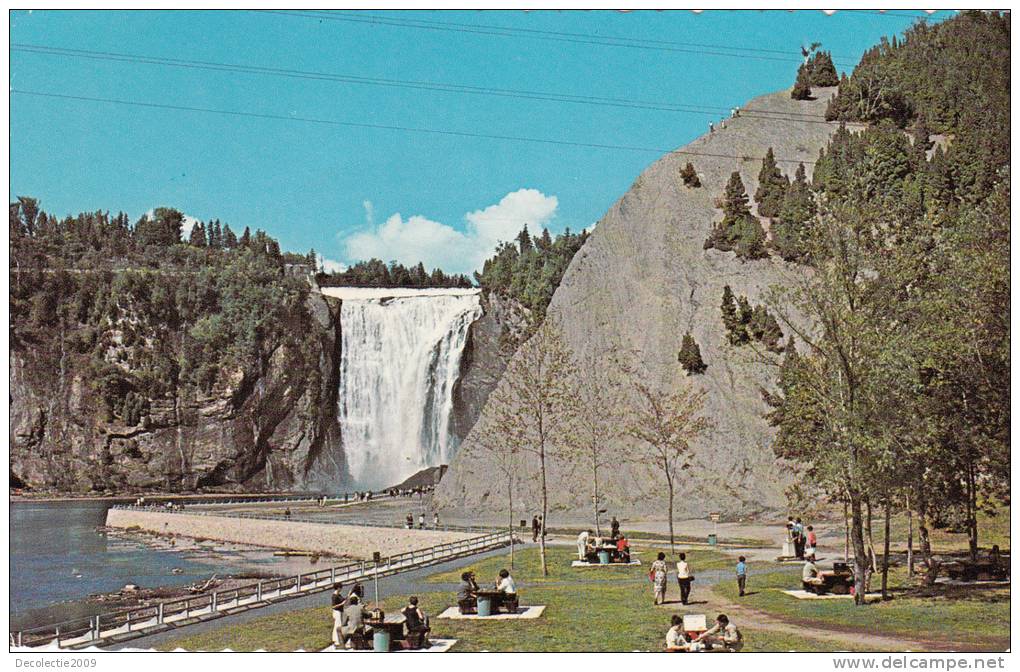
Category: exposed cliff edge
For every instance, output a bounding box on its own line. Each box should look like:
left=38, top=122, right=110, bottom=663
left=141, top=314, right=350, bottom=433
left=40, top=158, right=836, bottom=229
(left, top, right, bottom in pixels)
left=437, top=87, right=841, bottom=518
left=10, top=284, right=347, bottom=494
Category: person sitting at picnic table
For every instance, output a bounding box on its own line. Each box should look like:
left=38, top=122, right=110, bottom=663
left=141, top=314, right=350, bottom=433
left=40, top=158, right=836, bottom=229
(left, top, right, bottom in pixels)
left=401, top=596, right=431, bottom=648
left=696, top=614, right=743, bottom=652
left=665, top=614, right=690, bottom=652
left=651, top=552, right=669, bottom=605
left=495, top=568, right=518, bottom=612
left=577, top=529, right=592, bottom=561
left=340, top=594, right=372, bottom=648
left=615, top=535, right=631, bottom=563
left=457, top=571, right=479, bottom=614
left=802, top=558, right=824, bottom=592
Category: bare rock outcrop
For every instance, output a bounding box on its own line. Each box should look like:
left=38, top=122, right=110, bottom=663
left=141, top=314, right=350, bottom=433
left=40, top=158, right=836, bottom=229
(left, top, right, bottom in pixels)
left=437, top=88, right=841, bottom=519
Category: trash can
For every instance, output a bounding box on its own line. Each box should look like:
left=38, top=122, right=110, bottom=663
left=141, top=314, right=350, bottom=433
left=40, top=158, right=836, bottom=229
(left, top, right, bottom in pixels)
left=598, top=550, right=610, bottom=565
left=477, top=595, right=493, bottom=617
left=373, top=629, right=391, bottom=652
left=708, top=533, right=718, bottom=546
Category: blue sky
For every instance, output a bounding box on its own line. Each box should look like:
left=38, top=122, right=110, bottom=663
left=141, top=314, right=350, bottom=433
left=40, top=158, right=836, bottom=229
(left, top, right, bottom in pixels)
left=10, top=9, right=952, bottom=274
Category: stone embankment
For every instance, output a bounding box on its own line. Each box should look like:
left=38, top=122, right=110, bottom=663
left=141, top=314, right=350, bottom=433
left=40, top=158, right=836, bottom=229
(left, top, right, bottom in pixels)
left=106, top=508, right=480, bottom=559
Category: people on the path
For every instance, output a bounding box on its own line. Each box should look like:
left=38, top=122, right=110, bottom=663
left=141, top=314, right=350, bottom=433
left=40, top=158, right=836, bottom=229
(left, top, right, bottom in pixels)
left=401, top=595, right=431, bottom=647
left=676, top=552, right=693, bottom=605
left=418, top=513, right=425, bottom=529
left=531, top=516, right=540, bottom=543
left=665, top=614, right=690, bottom=652
left=651, top=552, right=669, bottom=605
left=792, top=517, right=805, bottom=559
left=577, top=529, right=592, bottom=561
left=330, top=582, right=345, bottom=648
left=457, top=571, right=479, bottom=614
left=736, top=556, right=748, bottom=597
left=284, top=507, right=291, bottom=519
left=805, top=525, right=817, bottom=560
left=696, top=614, right=743, bottom=652
left=433, top=512, right=440, bottom=529
left=406, top=513, right=414, bottom=529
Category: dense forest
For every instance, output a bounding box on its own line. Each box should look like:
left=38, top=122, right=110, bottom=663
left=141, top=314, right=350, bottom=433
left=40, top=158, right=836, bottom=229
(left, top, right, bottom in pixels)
left=474, top=224, right=589, bottom=326
left=9, top=204, right=326, bottom=422
left=316, top=258, right=473, bottom=289
left=760, top=11, right=1009, bottom=599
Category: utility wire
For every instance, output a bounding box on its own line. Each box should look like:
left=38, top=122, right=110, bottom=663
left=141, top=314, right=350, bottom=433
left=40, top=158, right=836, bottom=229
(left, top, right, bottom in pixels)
left=12, top=43, right=833, bottom=124
left=259, top=10, right=859, bottom=68
left=11, top=89, right=820, bottom=165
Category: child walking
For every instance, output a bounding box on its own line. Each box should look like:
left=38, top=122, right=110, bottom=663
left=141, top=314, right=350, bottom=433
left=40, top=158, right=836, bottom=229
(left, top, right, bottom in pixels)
left=736, top=556, right=748, bottom=597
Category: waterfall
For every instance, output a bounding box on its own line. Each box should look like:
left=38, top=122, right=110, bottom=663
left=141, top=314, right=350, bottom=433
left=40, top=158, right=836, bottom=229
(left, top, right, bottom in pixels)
left=330, top=288, right=482, bottom=489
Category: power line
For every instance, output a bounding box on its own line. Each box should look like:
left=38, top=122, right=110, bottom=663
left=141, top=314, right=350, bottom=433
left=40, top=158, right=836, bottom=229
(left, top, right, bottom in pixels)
left=12, top=43, right=832, bottom=124
left=11, top=88, right=820, bottom=165
left=259, top=10, right=859, bottom=68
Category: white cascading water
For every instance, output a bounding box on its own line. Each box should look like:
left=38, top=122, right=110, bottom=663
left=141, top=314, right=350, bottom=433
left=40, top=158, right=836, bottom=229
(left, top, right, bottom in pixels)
left=332, top=288, right=483, bottom=489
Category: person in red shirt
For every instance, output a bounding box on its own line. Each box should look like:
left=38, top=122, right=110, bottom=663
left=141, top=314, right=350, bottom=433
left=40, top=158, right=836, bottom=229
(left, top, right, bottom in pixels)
left=805, top=525, right=818, bottom=560
left=615, top=535, right=631, bottom=563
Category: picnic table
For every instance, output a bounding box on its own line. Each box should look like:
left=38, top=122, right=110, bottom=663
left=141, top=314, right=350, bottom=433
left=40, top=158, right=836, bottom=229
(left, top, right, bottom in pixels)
left=946, top=559, right=1008, bottom=582
left=365, top=613, right=406, bottom=651
left=474, top=590, right=506, bottom=617
left=805, top=569, right=853, bottom=595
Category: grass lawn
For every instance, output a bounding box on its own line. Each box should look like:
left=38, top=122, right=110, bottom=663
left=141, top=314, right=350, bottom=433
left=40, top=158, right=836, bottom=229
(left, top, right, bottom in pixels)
left=157, top=546, right=876, bottom=652
left=714, top=565, right=1009, bottom=650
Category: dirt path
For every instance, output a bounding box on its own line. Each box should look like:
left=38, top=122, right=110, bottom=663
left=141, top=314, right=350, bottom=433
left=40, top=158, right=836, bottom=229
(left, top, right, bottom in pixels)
left=656, top=578, right=996, bottom=652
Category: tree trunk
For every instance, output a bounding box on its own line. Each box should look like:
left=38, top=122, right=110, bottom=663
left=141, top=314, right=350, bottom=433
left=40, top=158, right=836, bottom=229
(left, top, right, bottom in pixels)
left=538, top=442, right=549, bottom=577
left=843, top=498, right=850, bottom=562
left=665, top=470, right=675, bottom=554
left=849, top=494, right=870, bottom=605
left=593, top=461, right=601, bottom=537
left=907, top=497, right=914, bottom=578
left=865, top=500, right=877, bottom=592
left=508, top=476, right=514, bottom=570
left=967, top=460, right=978, bottom=562
left=881, top=501, right=891, bottom=600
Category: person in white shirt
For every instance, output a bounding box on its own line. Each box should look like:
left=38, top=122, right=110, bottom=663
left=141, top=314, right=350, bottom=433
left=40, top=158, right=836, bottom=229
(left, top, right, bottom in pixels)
left=676, top=552, right=693, bottom=605
left=665, top=614, right=690, bottom=651
left=577, top=529, right=592, bottom=561
left=802, top=559, right=824, bottom=593
left=496, top=568, right=517, bottom=594
left=696, top=614, right=743, bottom=652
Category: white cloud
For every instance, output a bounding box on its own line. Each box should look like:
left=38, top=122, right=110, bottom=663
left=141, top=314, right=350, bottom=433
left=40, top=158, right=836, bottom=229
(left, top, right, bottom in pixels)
left=341, top=188, right=559, bottom=275
left=317, top=255, right=348, bottom=273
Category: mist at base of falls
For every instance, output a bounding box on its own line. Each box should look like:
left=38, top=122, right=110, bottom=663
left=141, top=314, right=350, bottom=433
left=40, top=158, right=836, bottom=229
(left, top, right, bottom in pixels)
left=332, top=289, right=482, bottom=490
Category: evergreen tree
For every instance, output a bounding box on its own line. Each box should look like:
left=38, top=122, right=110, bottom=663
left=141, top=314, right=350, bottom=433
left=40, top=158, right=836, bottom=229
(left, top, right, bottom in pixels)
left=188, top=222, right=208, bottom=247
left=209, top=220, right=223, bottom=249
left=791, top=63, right=812, bottom=100
left=754, top=148, right=790, bottom=218
left=679, top=162, right=701, bottom=188
left=807, top=51, right=839, bottom=86
left=678, top=332, right=707, bottom=374
left=704, top=172, right=770, bottom=260
left=517, top=225, right=533, bottom=254
left=222, top=224, right=238, bottom=249
left=239, top=226, right=251, bottom=249
left=772, top=163, right=815, bottom=262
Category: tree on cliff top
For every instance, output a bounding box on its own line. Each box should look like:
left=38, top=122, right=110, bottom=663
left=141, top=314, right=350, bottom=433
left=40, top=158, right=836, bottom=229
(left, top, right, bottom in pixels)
left=791, top=63, right=812, bottom=100
left=755, top=148, right=790, bottom=218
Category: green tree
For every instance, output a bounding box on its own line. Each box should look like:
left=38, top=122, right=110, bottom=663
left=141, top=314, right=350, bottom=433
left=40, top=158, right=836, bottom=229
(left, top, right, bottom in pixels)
left=705, top=172, right=769, bottom=260
left=791, top=63, right=812, bottom=100
left=188, top=222, right=208, bottom=247
left=679, top=162, right=701, bottom=188
left=754, top=148, right=790, bottom=218
left=677, top=332, right=707, bottom=375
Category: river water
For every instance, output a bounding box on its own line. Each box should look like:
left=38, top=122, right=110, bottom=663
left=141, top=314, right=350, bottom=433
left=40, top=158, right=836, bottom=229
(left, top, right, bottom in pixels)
left=9, top=500, right=301, bottom=631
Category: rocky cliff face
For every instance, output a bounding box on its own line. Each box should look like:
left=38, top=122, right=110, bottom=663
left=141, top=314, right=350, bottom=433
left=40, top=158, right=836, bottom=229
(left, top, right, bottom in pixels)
left=437, top=88, right=841, bottom=519
left=9, top=286, right=348, bottom=494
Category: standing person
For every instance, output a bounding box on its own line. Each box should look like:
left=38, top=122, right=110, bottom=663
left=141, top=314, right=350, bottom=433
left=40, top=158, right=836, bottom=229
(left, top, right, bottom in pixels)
left=418, top=512, right=425, bottom=529
left=330, top=583, right=345, bottom=649
left=793, top=517, right=805, bottom=559
left=805, top=525, right=818, bottom=560
left=611, top=516, right=620, bottom=538
left=531, top=515, right=540, bottom=543
left=736, top=556, right=748, bottom=597
left=577, top=529, right=592, bottom=561
left=406, top=513, right=414, bottom=529
left=676, top=552, right=693, bottom=605
left=433, top=512, right=440, bottom=529
left=651, top=552, right=669, bottom=605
